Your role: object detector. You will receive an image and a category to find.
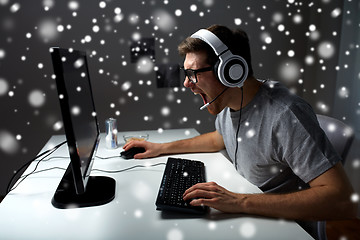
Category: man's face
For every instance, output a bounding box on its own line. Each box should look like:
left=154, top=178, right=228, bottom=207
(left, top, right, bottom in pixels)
left=183, top=51, right=227, bottom=115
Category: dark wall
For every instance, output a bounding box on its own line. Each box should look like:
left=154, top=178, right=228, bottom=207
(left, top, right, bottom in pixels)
left=0, top=0, right=357, bottom=196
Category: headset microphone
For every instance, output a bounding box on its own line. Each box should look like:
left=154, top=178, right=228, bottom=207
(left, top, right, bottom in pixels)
left=200, top=87, right=228, bottom=110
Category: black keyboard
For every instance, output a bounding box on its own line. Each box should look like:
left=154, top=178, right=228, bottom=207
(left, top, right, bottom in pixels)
left=155, top=157, right=208, bottom=214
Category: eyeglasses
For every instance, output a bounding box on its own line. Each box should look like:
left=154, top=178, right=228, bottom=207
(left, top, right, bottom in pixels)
left=180, top=66, right=213, bottom=84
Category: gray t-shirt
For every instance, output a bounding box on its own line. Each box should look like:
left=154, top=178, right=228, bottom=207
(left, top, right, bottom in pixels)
left=215, top=80, right=340, bottom=193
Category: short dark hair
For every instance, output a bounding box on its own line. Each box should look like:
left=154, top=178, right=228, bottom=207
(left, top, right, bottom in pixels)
left=178, top=24, right=254, bottom=77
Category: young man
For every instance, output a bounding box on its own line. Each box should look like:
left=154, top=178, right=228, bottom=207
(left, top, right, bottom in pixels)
left=123, top=25, right=357, bottom=238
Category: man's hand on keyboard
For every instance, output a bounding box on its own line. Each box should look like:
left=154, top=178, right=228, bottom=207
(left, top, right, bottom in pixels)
left=182, top=181, right=243, bottom=213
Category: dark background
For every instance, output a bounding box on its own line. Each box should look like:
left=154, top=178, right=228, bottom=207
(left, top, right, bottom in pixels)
left=0, top=0, right=359, bottom=215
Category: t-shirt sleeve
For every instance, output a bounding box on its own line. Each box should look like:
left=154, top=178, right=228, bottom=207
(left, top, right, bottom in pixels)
left=215, top=111, right=224, bottom=136
left=271, top=102, right=341, bottom=183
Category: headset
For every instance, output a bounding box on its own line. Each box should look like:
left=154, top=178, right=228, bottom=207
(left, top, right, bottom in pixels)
left=191, top=29, right=249, bottom=88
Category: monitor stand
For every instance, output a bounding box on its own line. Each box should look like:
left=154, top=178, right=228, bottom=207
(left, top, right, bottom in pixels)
left=52, top=165, right=116, bottom=209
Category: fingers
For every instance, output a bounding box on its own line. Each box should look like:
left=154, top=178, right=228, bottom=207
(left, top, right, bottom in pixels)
left=123, top=140, right=145, bottom=150
left=183, top=182, right=222, bottom=201
left=183, top=182, right=221, bottom=198
left=123, top=141, right=161, bottom=159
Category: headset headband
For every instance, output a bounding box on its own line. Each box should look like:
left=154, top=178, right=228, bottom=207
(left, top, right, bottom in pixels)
left=191, top=29, right=228, bottom=56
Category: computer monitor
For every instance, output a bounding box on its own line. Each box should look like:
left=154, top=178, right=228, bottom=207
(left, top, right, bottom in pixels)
left=50, top=47, right=115, bottom=209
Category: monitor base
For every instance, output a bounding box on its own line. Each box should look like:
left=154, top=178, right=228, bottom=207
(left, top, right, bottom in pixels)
left=52, top=167, right=115, bottom=209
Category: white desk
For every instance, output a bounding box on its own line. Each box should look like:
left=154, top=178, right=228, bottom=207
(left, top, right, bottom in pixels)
left=0, top=129, right=313, bottom=240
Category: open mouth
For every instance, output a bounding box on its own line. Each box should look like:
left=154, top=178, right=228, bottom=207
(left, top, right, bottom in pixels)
left=200, top=93, right=208, bottom=104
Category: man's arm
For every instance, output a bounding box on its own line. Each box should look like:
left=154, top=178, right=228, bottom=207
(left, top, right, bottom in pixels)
left=122, top=130, right=225, bottom=159
left=183, top=162, right=358, bottom=220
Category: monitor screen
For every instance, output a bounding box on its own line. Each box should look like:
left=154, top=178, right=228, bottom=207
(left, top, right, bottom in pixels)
left=51, top=47, right=115, bottom=208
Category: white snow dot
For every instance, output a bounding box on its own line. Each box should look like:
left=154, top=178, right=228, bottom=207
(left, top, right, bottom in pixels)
left=136, top=57, right=154, bottom=74
left=134, top=209, right=143, bottom=218
left=338, top=86, right=349, bottom=98
left=327, top=123, right=336, bottom=132
left=309, top=24, right=316, bottom=32
left=318, top=41, right=335, bottom=59
left=57, top=25, right=64, bottom=32
left=351, top=193, right=359, bottom=203
left=74, top=59, right=84, bottom=69
left=190, top=4, right=197, bottom=12
left=114, top=7, right=121, bottom=14
left=28, top=90, right=45, bottom=107
left=38, top=19, right=59, bottom=42
left=71, top=106, right=81, bottom=116
left=239, top=222, right=256, bottom=238
left=234, top=18, right=242, bottom=25
left=0, top=130, right=20, bottom=155
left=121, top=81, right=131, bottom=91
left=175, top=9, right=182, bottom=16
left=161, top=106, right=171, bottom=116
left=84, top=35, right=92, bottom=42
left=10, top=3, right=20, bottom=13
left=277, top=24, right=285, bottom=32
left=53, top=121, right=63, bottom=131
left=68, top=1, right=79, bottom=10
left=99, top=1, right=106, bottom=8
left=352, top=159, right=360, bottom=169
left=305, top=55, right=315, bottom=65
left=246, top=129, right=256, bottom=138
left=167, top=228, right=183, bottom=240
left=279, top=60, right=301, bottom=83
left=92, top=25, right=100, bottom=33
left=208, top=221, right=217, bottom=230
left=287, top=50, right=295, bottom=57
left=0, top=78, right=9, bottom=96
left=293, top=14, right=302, bottom=24
left=265, top=36, right=272, bottom=44
left=331, top=8, right=341, bottom=18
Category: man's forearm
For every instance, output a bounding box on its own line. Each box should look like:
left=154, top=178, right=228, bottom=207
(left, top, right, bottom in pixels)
left=240, top=186, right=356, bottom=221
left=239, top=163, right=357, bottom=220
left=159, top=131, right=225, bottom=155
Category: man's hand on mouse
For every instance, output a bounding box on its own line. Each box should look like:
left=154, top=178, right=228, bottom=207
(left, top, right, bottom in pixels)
left=122, top=140, right=163, bottom=159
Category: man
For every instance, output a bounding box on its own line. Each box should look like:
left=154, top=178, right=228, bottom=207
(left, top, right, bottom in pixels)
left=123, top=25, right=357, bottom=238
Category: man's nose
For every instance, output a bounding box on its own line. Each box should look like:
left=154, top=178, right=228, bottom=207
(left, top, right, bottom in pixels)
left=183, top=76, right=194, bottom=88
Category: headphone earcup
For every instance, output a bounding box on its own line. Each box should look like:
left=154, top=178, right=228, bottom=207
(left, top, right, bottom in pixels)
left=217, top=53, right=248, bottom=88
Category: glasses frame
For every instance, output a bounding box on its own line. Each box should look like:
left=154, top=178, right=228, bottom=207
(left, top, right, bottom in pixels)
left=180, top=66, right=213, bottom=84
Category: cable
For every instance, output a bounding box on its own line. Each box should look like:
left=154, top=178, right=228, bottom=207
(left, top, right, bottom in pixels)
left=92, top=162, right=166, bottom=173
left=6, top=140, right=165, bottom=193
left=234, top=87, right=244, bottom=170
left=6, top=141, right=67, bottom=194
left=10, top=158, right=165, bottom=192
left=40, top=155, right=122, bottom=162
left=95, top=155, right=127, bottom=160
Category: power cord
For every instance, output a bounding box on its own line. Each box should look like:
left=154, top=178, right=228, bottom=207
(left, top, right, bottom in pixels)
left=92, top=162, right=166, bottom=173
left=6, top=141, right=67, bottom=194
left=7, top=144, right=166, bottom=193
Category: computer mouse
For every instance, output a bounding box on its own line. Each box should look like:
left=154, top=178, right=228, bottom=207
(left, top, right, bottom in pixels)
left=120, top=147, right=146, bottom=159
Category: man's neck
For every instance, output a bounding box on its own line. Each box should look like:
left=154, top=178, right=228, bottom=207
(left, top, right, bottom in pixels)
left=227, top=76, right=262, bottom=111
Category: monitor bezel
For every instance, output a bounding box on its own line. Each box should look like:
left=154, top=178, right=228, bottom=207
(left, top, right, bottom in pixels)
left=51, top=47, right=99, bottom=195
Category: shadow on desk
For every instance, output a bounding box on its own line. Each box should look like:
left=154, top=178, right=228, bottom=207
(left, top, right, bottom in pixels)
left=160, top=209, right=264, bottom=222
